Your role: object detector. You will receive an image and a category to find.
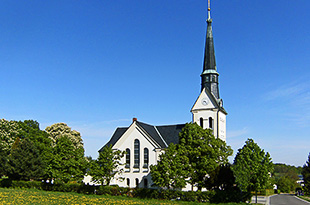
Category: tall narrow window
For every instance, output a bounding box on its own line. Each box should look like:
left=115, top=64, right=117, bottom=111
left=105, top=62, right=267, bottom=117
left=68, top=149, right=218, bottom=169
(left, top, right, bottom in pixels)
left=125, top=148, right=130, bottom=168
left=126, top=178, right=130, bottom=187
left=134, top=139, right=140, bottom=168
left=209, top=117, right=213, bottom=129
left=200, top=117, right=204, bottom=128
left=143, top=148, right=149, bottom=168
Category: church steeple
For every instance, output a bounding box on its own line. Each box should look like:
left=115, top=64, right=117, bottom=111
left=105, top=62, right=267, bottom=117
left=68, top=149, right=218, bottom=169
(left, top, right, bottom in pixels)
left=201, top=0, right=220, bottom=99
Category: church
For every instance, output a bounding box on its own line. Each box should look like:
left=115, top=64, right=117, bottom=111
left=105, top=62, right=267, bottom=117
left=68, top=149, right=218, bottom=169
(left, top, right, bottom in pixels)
left=99, top=2, right=227, bottom=190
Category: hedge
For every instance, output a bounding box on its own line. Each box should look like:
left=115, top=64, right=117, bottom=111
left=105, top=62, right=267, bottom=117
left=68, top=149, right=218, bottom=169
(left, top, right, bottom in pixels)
left=0, top=179, right=249, bottom=203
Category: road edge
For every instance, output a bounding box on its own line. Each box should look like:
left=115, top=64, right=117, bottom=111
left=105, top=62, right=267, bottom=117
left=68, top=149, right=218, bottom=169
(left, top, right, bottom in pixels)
left=294, top=196, right=310, bottom=204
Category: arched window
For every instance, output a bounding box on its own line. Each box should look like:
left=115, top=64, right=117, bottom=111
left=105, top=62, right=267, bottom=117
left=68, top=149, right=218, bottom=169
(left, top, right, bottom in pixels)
left=143, top=148, right=149, bottom=168
left=144, top=178, right=148, bottom=188
left=126, top=178, right=130, bottom=187
left=135, top=178, right=139, bottom=188
left=200, top=118, right=204, bottom=128
left=134, top=139, right=140, bottom=168
left=209, top=117, right=213, bottom=129
left=125, top=148, right=130, bottom=168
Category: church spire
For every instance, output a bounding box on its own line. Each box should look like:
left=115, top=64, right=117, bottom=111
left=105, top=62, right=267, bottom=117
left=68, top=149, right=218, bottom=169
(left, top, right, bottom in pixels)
left=201, top=0, right=220, bottom=99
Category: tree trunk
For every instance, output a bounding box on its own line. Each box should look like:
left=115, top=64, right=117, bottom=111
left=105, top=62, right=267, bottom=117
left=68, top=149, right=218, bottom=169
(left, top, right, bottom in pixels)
left=255, top=190, right=258, bottom=203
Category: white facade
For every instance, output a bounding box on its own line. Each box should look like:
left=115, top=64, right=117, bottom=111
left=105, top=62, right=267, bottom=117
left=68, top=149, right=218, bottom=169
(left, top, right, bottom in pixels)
left=191, top=87, right=227, bottom=142
left=109, top=121, right=163, bottom=188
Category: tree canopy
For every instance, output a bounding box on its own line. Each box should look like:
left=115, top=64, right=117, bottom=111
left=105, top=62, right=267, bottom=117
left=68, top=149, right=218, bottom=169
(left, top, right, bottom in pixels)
left=45, top=123, right=83, bottom=149
left=0, top=119, right=22, bottom=151
left=50, top=136, right=87, bottom=183
left=150, top=143, right=188, bottom=189
left=232, top=138, right=273, bottom=200
left=88, top=145, right=125, bottom=185
left=151, top=123, right=233, bottom=190
left=302, top=153, right=310, bottom=194
left=0, top=119, right=87, bottom=184
left=6, top=138, right=44, bottom=180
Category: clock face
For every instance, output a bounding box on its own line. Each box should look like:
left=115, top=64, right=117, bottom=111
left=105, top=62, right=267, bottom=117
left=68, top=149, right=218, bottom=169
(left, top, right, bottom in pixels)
left=201, top=98, right=209, bottom=106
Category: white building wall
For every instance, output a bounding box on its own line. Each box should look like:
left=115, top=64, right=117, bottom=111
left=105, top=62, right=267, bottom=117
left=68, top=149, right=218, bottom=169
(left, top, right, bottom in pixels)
left=218, top=111, right=226, bottom=141
left=191, top=88, right=227, bottom=142
left=110, top=122, right=162, bottom=188
left=192, top=109, right=226, bottom=142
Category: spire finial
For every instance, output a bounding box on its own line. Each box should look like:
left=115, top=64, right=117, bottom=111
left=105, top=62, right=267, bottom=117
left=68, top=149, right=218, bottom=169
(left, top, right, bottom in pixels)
left=208, top=0, right=211, bottom=20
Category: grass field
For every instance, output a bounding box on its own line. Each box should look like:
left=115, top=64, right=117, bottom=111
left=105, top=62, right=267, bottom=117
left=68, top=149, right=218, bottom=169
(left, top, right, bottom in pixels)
left=0, top=188, right=247, bottom=205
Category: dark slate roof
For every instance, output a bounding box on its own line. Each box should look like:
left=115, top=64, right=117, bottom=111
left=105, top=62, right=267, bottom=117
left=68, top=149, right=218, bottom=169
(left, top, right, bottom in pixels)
left=203, top=18, right=216, bottom=73
left=99, top=121, right=186, bottom=152
left=156, top=124, right=185, bottom=145
left=136, top=121, right=167, bottom=148
left=99, top=127, right=127, bottom=152
left=204, top=87, right=227, bottom=115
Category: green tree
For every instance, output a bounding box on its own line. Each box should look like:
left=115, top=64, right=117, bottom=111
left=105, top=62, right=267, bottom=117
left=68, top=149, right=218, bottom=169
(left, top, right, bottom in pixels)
left=150, top=143, right=189, bottom=189
left=18, top=120, right=53, bottom=180
left=89, top=145, right=125, bottom=185
left=50, top=136, right=87, bottom=183
left=205, top=164, right=235, bottom=190
left=277, top=176, right=297, bottom=193
left=6, top=138, right=44, bottom=180
left=150, top=123, right=232, bottom=191
left=180, top=123, right=233, bottom=190
left=273, top=163, right=300, bottom=183
left=302, top=153, right=310, bottom=194
left=0, top=142, right=8, bottom=177
left=0, top=119, right=22, bottom=151
left=232, top=138, right=273, bottom=203
left=45, top=123, right=83, bottom=149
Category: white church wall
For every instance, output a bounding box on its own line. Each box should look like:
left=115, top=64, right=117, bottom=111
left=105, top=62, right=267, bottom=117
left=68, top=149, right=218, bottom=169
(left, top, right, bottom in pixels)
left=218, top=111, right=226, bottom=141
left=110, top=122, right=161, bottom=188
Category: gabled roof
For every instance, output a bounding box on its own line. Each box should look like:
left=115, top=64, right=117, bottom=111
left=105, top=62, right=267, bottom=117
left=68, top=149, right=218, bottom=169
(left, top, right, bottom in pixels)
left=99, top=121, right=186, bottom=152
left=191, top=87, right=227, bottom=115
left=99, top=127, right=127, bottom=151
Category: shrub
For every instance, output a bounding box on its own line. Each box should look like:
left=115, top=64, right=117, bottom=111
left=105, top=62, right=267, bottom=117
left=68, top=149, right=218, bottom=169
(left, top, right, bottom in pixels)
left=209, top=188, right=251, bottom=203
left=0, top=179, right=12, bottom=188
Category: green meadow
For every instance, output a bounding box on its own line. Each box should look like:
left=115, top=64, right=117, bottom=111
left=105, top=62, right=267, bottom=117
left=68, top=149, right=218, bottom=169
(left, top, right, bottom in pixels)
left=0, top=188, right=248, bottom=205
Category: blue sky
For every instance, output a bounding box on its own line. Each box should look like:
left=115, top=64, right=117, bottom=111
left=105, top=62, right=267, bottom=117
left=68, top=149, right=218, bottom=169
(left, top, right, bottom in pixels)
left=1, top=0, right=309, bottom=166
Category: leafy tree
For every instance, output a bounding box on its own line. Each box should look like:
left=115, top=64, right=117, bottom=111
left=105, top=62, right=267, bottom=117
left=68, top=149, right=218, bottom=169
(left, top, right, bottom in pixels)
left=302, top=153, right=310, bottom=194
left=50, top=136, right=87, bottom=183
left=150, top=143, right=189, bottom=189
left=205, top=164, right=235, bottom=190
left=45, top=123, right=83, bottom=149
left=232, top=138, right=273, bottom=203
left=0, top=119, right=22, bottom=151
left=18, top=120, right=53, bottom=180
left=273, top=163, right=300, bottom=182
left=150, top=123, right=233, bottom=191
left=6, top=138, right=44, bottom=180
left=277, top=176, right=297, bottom=193
left=89, top=145, right=125, bottom=185
left=179, top=123, right=233, bottom=190
left=0, top=142, right=8, bottom=177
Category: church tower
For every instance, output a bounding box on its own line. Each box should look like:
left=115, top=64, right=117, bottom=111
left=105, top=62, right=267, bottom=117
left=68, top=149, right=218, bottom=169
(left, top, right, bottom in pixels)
left=191, top=0, right=227, bottom=141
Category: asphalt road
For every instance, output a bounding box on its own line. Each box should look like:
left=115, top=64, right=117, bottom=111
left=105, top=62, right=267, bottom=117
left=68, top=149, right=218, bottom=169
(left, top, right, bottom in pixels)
left=270, top=194, right=310, bottom=205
